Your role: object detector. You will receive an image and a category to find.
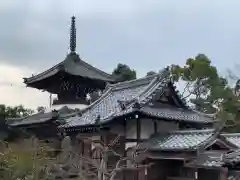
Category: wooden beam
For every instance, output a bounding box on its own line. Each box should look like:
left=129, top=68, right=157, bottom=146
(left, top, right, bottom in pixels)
left=126, top=139, right=145, bottom=142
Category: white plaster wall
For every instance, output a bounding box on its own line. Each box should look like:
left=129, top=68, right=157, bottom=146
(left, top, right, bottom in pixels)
left=126, top=119, right=137, bottom=139
left=120, top=118, right=179, bottom=140
left=156, top=120, right=179, bottom=133
left=109, top=117, right=179, bottom=151
left=140, top=118, right=154, bottom=139
left=126, top=118, right=179, bottom=140
left=109, top=119, right=137, bottom=139
left=110, top=124, right=124, bottom=136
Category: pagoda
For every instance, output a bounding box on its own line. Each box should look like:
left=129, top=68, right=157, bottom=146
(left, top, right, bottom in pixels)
left=23, top=16, right=116, bottom=110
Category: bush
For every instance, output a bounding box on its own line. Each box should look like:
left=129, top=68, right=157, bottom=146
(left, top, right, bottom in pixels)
left=0, top=138, right=55, bottom=180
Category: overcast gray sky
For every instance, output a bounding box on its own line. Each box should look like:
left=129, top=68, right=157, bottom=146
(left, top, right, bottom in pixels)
left=0, top=0, right=239, bottom=109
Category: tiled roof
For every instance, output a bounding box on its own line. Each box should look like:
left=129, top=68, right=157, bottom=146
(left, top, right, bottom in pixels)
left=221, top=133, right=240, bottom=148
left=8, top=111, right=56, bottom=126
left=142, top=129, right=215, bottom=151
left=24, top=52, right=116, bottom=85
left=193, top=148, right=240, bottom=168
left=193, top=151, right=225, bottom=167
left=63, top=69, right=215, bottom=128
left=228, top=171, right=240, bottom=180
left=228, top=175, right=239, bottom=180
left=8, top=106, right=78, bottom=127
left=224, top=149, right=240, bottom=165
left=139, top=106, right=214, bottom=123
left=201, top=159, right=224, bottom=167
left=63, top=70, right=170, bottom=128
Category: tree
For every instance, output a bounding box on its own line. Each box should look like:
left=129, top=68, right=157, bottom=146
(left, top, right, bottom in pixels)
left=53, top=135, right=150, bottom=180
left=37, top=106, right=46, bottom=113
left=146, top=71, right=157, bottom=76
left=0, top=104, right=34, bottom=119
left=112, top=64, right=136, bottom=82
left=223, top=67, right=240, bottom=131
left=170, top=54, right=240, bottom=122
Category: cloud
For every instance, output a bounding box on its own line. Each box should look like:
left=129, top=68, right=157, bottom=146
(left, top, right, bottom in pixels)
left=1, top=0, right=240, bottom=72
left=0, top=62, right=49, bottom=109
left=0, top=0, right=240, bottom=108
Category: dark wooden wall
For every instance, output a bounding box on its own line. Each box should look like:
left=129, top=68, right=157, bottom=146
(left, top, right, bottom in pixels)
left=145, top=160, right=183, bottom=180
left=198, top=168, right=220, bottom=180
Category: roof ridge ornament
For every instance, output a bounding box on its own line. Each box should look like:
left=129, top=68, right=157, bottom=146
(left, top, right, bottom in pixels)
left=70, top=16, right=76, bottom=53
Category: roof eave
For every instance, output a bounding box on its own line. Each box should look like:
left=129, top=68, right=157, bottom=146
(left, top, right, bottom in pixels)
left=23, top=70, right=116, bottom=86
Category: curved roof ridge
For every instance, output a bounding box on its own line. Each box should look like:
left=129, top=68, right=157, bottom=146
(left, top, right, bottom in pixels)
left=168, top=128, right=215, bottom=134
left=86, top=76, right=160, bottom=122
left=24, top=52, right=116, bottom=84
left=23, top=60, right=63, bottom=83
left=191, top=109, right=217, bottom=118
left=138, top=77, right=167, bottom=104
left=151, top=129, right=215, bottom=136
left=221, top=133, right=240, bottom=137
left=77, top=86, right=113, bottom=113
left=109, top=68, right=169, bottom=90
left=72, top=54, right=114, bottom=79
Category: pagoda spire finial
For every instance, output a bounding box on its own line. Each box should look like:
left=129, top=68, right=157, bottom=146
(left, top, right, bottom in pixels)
left=70, top=16, right=76, bottom=53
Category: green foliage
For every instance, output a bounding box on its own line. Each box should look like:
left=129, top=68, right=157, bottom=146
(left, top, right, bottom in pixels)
left=112, top=63, right=137, bottom=82
left=0, top=104, right=34, bottom=119
left=0, top=139, right=54, bottom=180
left=146, top=71, right=157, bottom=76
left=234, top=79, right=240, bottom=95
left=37, top=106, right=46, bottom=113
left=170, top=54, right=240, bottom=125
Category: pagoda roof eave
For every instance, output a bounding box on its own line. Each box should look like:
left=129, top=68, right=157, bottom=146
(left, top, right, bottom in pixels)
left=23, top=52, right=116, bottom=85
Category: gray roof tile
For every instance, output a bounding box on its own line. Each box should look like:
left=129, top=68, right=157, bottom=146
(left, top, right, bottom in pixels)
left=194, top=151, right=225, bottom=167
left=221, top=133, right=240, bottom=148
left=63, top=71, right=169, bottom=127
left=201, top=160, right=223, bottom=167
left=228, top=175, right=240, bottom=180
left=24, top=52, right=116, bottom=84
left=8, top=107, right=78, bottom=127
left=139, top=106, right=214, bottom=123
left=143, top=129, right=215, bottom=151
left=224, top=149, right=240, bottom=165
left=228, top=172, right=240, bottom=180
left=8, top=111, right=55, bottom=126
left=63, top=69, right=215, bottom=128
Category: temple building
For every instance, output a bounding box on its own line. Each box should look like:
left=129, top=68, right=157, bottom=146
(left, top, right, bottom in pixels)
left=6, top=16, right=240, bottom=180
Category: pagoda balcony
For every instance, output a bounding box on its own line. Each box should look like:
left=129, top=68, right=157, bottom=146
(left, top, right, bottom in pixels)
left=52, top=97, right=89, bottom=106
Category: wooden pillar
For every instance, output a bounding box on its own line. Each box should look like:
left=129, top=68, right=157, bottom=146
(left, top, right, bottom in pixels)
left=136, top=116, right=141, bottom=144
left=123, top=119, right=127, bottom=180
left=136, top=115, right=141, bottom=180
left=123, top=118, right=127, bottom=154
left=219, top=167, right=228, bottom=180
left=154, top=120, right=158, bottom=134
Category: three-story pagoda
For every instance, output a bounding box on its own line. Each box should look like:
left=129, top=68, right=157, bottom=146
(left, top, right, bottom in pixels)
left=24, top=16, right=116, bottom=109
left=7, top=16, right=116, bottom=139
